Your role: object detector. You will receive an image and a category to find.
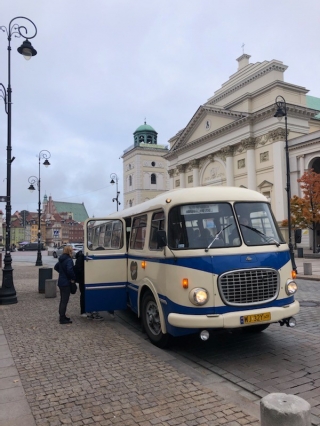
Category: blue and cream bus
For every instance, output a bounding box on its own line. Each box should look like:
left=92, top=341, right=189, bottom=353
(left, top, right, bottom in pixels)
left=84, top=186, right=299, bottom=347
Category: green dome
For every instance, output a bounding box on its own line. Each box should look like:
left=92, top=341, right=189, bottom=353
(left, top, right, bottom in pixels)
left=134, top=122, right=156, bottom=133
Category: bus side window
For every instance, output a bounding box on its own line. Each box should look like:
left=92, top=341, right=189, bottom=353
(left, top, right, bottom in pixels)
left=149, top=211, right=165, bottom=250
left=130, top=215, right=147, bottom=250
left=111, top=221, right=123, bottom=249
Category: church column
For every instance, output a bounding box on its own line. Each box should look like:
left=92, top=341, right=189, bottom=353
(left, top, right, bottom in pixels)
left=190, top=159, right=200, bottom=187
left=243, top=138, right=256, bottom=190
left=177, top=165, right=186, bottom=188
left=168, top=169, right=175, bottom=190
left=298, top=155, right=305, bottom=197
left=222, top=147, right=234, bottom=186
left=299, top=155, right=305, bottom=177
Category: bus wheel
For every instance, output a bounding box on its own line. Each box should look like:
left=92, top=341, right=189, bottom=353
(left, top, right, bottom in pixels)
left=242, top=324, right=270, bottom=333
left=142, top=292, right=170, bottom=348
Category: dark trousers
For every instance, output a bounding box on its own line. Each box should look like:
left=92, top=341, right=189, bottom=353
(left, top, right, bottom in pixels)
left=79, top=281, right=85, bottom=314
left=59, top=285, right=71, bottom=319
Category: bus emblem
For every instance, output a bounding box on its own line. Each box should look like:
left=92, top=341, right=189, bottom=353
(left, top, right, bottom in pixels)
left=246, top=256, right=252, bottom=261
left=130, top=261, right=138, bottom=280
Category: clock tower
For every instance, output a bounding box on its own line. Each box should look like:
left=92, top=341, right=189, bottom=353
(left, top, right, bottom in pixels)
left=122, top=121, right=169, bottom=208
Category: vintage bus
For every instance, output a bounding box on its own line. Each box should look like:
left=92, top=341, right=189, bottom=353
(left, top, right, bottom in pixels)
left=84, top=186, right=299, bottom=347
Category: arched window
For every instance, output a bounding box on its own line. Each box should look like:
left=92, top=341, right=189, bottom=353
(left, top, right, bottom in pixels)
left=147, top=135, right=152, bottom=144
left=129, top=175, right=132, bottom=186
left=310, top=157, right=320, bottom=174
left=139, top=135, right=144, bottom=143
left=151, top=173, right=156, bottom=184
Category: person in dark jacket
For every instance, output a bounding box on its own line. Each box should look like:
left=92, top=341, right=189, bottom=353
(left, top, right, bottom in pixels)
left=54, top=245, right=76, bottom=324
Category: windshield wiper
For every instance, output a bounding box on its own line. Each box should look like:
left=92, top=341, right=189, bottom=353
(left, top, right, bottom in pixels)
left=241, top=225, right=280, bottom=247
left=205, top=224, right=231, bottom=252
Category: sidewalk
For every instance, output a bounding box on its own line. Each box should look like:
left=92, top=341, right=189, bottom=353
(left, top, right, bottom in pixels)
left=0, top=263, right=260, bottom=426
left=294, top=249, right=320, bottom=281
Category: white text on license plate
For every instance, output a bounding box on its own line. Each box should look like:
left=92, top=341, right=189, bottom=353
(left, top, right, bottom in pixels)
left=240, top=312, right=271, bottom=325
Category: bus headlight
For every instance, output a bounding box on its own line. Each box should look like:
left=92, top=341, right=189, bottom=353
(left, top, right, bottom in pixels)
left=285, top=280, right=298, bottom=295
left=189, top=288, right=208, bottom=306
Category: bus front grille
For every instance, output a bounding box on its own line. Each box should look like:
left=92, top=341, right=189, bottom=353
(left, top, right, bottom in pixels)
left=218, top=268, right=279, bottom=306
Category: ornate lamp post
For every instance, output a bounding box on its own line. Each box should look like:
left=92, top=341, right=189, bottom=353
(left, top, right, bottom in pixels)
left=28, top=150, right=51, bottom=266
left=0, top=17, right=37, bottom=305
left=110, top=173, right=121, bottom=211
left=274, top=95, right=297, bottom=272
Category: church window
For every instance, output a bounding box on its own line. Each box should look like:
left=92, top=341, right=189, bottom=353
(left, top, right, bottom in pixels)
left=151, top=173, right=156, bottom=184
left=129, top=175, right=132, bottom=186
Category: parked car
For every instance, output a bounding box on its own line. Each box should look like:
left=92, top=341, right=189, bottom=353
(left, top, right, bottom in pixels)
left=18, top=243, right=45, bottom=251
left=52, top=243, right=83, bottom=259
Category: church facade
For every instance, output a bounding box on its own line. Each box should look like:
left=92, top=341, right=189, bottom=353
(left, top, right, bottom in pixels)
left=164, top=54, right=320, bottom=246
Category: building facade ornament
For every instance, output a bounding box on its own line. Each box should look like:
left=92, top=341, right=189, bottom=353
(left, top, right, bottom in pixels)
left=221, top=146, right=234, bottom=157
left=189, top=159, right=200, bottom=169
left=215, top=150, right=226, bottom=162
left=177, top=164, right=186, bottom=173
left=242, top=137, right=256, bottom=150
left=268, top=127, right=289, bottom=142
left=168, top=169, right=175, bottom=178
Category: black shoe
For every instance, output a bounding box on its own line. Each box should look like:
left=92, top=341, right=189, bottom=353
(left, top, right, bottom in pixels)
left=60, top=318, right=72, bottom=324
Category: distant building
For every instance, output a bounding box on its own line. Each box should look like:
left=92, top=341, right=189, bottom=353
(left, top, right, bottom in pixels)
left=1, top=196, right=89, bottom=248
left=42, top=195, right=89, bottom=222
left=0, top=210, right=3, bottom=247
left=42, top=195, right=89, bottom=247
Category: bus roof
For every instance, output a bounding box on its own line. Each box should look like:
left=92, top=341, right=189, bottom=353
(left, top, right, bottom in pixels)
left=103, top=187, right=268, bottom=220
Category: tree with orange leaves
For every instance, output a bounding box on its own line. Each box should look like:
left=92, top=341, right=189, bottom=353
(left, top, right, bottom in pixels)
left=293, top=170, right=320, bottom=252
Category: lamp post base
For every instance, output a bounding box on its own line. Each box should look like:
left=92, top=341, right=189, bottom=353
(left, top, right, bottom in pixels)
left=35, top=251, right=42, bottom=267
left=0, top=262, right=17, bottom=305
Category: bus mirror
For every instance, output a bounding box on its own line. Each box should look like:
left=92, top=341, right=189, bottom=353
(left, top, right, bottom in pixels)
left=156, top=230, right=167, bottom=248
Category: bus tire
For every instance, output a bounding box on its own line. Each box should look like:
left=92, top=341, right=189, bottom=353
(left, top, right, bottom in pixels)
left=141, top=291, right=170, bottom=348
left=242, top=324, right=270, bottom=333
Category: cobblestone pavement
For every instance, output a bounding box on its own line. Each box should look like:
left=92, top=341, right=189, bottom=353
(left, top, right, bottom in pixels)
left=0, top=263, right=260, bottom=426
left=161, top=278, right=320, bottom=426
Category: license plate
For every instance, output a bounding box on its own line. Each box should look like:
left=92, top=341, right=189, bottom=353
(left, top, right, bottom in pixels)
left=240, top=312, right=271, bottom=325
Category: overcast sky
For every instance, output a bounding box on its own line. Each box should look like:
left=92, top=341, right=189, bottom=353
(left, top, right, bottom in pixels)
left=0, top=0, right=319, bottom=219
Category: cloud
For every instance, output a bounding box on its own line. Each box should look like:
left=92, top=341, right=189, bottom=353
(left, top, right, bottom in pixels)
left=0, top=0, right=319, bottom=219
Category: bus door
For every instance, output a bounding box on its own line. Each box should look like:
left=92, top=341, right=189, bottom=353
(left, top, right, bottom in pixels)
left=84, top=218, right=128, bottom=313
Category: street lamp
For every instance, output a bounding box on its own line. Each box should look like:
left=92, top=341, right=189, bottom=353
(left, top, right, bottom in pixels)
left=0, top=17, right=37, bottom=305
left=274, top=95, right=297, bottom=272
left=28, top=150, right=51, bottom=266
left=110, top=173, right=121, bottom=211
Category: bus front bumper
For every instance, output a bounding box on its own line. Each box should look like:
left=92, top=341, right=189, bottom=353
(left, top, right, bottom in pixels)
left=167, top=301, right=300, bottom=329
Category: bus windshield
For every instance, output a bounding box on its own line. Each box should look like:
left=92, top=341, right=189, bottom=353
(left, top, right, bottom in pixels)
left=168, top=202, right=284, bottom=249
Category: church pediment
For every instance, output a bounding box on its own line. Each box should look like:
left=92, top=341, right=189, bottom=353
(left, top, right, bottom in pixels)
left=258, top=180, right=273, bottom=189
left=171, top=105, right=245, bottom=152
